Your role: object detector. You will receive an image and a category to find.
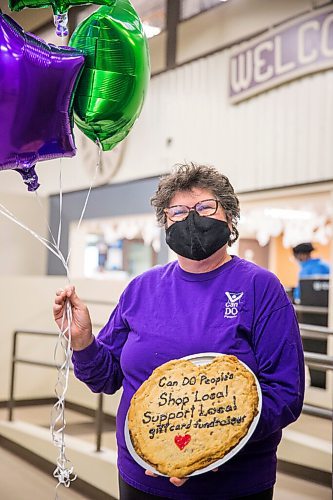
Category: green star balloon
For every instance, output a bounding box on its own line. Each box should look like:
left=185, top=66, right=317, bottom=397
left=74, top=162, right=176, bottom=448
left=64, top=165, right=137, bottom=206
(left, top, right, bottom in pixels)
left=69, top=0, right=150, bottom=151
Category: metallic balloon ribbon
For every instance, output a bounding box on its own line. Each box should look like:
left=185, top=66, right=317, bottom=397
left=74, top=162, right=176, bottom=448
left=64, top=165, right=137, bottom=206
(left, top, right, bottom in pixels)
left=51, top=298, right=77, bottom=493
left=0, top=197, right=75, bottom=495
left=51, top=145, right=102, bottom=495
left=0, top=143, right=102, bottom=496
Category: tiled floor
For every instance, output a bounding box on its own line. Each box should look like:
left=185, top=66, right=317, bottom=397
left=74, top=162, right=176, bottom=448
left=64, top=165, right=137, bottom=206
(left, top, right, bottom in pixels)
left=0, top=405, right=331, bottom=499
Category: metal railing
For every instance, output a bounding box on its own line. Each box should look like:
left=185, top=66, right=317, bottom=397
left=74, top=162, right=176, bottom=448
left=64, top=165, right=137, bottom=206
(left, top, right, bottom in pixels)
left=7, top=298, right=117, bottom=449
left=302, top=352, right=333, bottom=419
left=8, top=330, right=59, bottom=422
left=7, top=324, right=333, bottom=452
left=7, top=328, right=106, bottom=452
left=299, top=324, right=333, bottom=420
left=300, top=323, right=333, bottom=338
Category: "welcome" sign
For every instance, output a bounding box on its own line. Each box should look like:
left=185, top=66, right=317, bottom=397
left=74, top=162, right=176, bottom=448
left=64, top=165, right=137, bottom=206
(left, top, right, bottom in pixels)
left=229, top=5, right=333, bottom=103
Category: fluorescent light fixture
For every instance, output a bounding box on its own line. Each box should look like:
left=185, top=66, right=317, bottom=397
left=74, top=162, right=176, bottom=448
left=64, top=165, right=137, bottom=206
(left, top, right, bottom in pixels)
left=263, top=208, right=313, bottom=220
left=142, top=22, right=161, bottom=38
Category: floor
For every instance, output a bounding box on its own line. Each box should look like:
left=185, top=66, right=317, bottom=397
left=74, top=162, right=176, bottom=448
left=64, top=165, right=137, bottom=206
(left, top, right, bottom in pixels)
left=0, top=446, right=90, bottom=500
left=0, top=406, right=331, bottom=500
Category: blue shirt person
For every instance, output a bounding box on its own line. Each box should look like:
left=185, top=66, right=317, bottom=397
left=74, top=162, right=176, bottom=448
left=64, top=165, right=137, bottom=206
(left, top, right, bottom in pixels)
left=293, top=242, right=330, bottom=302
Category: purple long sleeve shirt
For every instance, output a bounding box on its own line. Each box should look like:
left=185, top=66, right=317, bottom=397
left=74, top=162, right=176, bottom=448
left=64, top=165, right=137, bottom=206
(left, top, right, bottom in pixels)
left=72, top=256, right=305, bottom=499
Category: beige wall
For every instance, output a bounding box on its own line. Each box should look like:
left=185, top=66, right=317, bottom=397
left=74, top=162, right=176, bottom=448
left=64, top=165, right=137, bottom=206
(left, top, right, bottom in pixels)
left=177, top=0, right=315, bottom=65
left=0, top=276, right=127, bottom=415
left=150, top=0, right=321, bottom=71
left=0, top=193, right=48, bottom=275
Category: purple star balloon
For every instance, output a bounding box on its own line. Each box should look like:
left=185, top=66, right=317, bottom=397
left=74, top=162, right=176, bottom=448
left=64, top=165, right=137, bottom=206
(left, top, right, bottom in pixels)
left=0, top=11, right=85, bottom=191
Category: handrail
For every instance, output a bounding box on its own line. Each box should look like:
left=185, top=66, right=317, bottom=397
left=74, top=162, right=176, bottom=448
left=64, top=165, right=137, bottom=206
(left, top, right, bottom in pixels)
left=8, top=329, right=104, bottom=452
left=299, top=324, right=333, bottom=336
left=294, top=305, right=328, bottom=314
left=8, top=328, right=333, bottom=452
left=302, top=353, right=333, bottom=420
left=300, top=324, right=333, bottom=334
left=302, top=404, right=332, bottom=420
left=9, top=330, right=62, bottom=422
left=304, top=352, right=333, bottom=371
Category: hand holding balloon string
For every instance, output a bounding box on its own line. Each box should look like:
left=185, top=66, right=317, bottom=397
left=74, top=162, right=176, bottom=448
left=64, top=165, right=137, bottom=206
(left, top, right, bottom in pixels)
left=53, top=286, right=93, bottom=352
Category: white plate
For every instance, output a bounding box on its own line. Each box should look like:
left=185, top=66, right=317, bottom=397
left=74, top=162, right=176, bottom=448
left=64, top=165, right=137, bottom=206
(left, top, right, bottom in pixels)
left=125, top=352, right=262, bottom=477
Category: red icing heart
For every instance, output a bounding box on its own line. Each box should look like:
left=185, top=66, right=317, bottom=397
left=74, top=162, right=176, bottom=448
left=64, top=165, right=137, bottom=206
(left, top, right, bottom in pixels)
left=174, top=434, right=191, bottom=450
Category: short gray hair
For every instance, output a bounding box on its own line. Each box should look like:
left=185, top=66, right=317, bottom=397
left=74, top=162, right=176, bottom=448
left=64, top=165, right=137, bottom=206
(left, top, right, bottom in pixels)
left=151, top=162, right=240, bottom=246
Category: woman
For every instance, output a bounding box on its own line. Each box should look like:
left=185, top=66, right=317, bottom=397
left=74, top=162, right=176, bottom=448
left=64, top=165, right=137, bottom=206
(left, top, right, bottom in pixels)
left=54, top=163, right=305, bottom=500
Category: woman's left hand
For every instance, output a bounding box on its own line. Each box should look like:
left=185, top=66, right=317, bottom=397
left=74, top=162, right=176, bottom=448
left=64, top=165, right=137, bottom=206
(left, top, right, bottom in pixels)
left=145, top=468, right=218, bottom=487
left=145, top=470, right=188, bottom=487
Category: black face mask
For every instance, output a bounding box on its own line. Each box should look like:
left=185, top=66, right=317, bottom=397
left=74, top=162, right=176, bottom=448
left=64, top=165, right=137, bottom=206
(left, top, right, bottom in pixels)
left=165, top=211, right=231, bottom=261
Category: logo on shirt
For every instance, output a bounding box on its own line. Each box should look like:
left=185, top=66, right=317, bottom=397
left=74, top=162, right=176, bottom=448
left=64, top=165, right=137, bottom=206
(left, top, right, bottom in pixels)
left=224, top=292, right=244, bottom=318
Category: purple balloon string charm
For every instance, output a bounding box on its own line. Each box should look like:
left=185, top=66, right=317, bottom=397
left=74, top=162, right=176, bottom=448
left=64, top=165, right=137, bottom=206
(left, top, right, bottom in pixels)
left=54, top=13, right=69, bottom=37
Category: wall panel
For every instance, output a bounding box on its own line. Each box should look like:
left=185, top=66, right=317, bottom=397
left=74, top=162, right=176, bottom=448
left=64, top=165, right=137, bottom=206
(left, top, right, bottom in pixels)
left=114, top=48, right=333, bottom=191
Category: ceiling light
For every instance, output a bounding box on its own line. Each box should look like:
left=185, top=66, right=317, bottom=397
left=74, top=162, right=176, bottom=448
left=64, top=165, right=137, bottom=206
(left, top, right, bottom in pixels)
left=263, top=208, right=313, bottom=220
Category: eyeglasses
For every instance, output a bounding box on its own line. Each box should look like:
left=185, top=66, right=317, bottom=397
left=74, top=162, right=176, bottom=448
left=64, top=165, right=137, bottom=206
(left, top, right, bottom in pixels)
left=164, top=199, right=220, bottom=222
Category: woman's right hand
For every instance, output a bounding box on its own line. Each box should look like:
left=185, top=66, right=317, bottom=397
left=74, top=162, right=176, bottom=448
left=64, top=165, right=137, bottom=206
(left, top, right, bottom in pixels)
left=53, top=285, right=94, bottom=351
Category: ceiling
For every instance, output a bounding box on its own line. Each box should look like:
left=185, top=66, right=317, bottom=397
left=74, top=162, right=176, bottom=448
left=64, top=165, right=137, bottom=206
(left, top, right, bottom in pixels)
left=0, top=0, right=226, bottom=35
left=0, top=0, right=53, bottom=32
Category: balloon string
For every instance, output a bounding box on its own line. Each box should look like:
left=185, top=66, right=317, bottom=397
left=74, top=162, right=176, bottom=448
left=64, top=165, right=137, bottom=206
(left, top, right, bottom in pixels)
left=52, top=147, right=101, bottom=494
left=33, top=159, right=69, bottom=278
left=33, top=191, right=70, bottom=279
left=0, top=148, right=101, bottom=496
left=34, top=191, right=57, bottom=248
left=0, top=198, right=73, bottom=493
left=32, top=192, right=70, bottom=279
left=66, top=143, right=102, bottom=265
left=51, top=159, right=74, bottom=495
left=57, top=158, right=63, bottom=250
left=0, top=197, right=70, bottom=280
left=51, top=299, right=76, bottom=493
left=0, top=202, right=64, bottom=261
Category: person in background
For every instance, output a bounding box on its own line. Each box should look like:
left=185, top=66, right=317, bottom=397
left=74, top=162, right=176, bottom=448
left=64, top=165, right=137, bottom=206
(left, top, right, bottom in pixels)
left=97, top=240, right=109, bottom=272
left=292, top=242, right=330, bottom=303
left=54, top=163, right=305, bottom=500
